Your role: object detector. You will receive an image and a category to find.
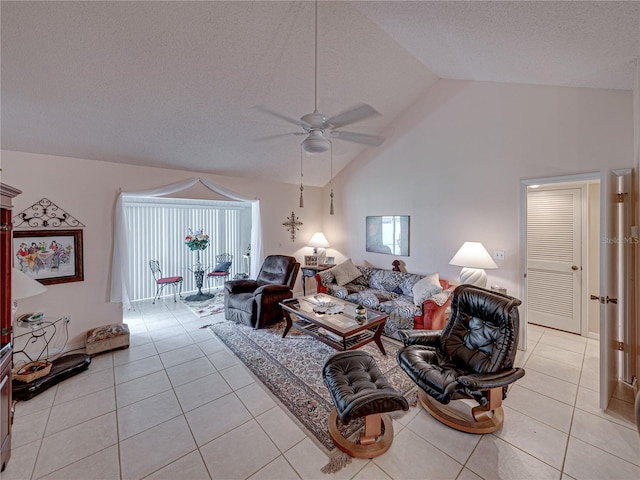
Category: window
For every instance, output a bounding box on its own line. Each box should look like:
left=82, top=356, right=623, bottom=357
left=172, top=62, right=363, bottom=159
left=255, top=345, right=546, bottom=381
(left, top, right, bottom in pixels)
left=124, top=196, right=252, bottom=301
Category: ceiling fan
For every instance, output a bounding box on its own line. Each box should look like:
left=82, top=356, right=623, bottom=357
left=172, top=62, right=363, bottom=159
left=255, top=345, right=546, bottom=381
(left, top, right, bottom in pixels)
left=256, top=1, right=385, bottom=153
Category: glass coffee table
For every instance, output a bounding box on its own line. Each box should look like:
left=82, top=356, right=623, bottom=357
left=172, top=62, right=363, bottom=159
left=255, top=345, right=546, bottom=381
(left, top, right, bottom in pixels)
left=280, top=294, right=388, bottom=355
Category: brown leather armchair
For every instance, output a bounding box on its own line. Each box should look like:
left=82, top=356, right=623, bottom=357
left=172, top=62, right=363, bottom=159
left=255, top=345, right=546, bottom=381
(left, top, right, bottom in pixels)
left=397, top=284, right=524, bottom=433
left=224, top=255, right=300, bottom=329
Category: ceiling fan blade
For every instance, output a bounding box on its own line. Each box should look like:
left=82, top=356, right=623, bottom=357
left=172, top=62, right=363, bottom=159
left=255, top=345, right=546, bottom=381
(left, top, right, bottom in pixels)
left=253, top=132, right=304, bottom=142
left=253, top=105, right=309, bottom=128
left=327, top=104, right=380, bottom=129
left=330, top=130, right=385, bottom=147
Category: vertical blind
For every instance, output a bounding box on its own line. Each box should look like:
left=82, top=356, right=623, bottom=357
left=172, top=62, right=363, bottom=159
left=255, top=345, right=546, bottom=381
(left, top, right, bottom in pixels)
left=124, top=196, right=252, bottom=301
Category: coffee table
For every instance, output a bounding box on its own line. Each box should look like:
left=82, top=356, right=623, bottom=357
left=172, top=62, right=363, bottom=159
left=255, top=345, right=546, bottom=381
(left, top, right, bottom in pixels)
left=280, top=295, right=389, bottom=355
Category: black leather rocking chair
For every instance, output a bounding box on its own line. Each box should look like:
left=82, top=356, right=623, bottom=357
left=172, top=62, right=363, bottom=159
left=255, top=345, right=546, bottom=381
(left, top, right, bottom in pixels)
left=397, top=284, right=525, bottom=433
left=224, top=254, right=300, bottom=329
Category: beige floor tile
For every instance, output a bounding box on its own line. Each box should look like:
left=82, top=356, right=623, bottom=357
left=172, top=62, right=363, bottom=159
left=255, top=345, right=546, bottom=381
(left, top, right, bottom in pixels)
left=153, top=332, right=195, bottom=354
left=207, top=348, right=240, bottom=370
left=237, top=382, right=277, bottom=417
left=219, top=362, right=255, bottom=390
left=406, top=408, right=481, bottom=464
left=456, top=468, right=484, bottom=480
left=87, top=352, right=114, bottom=372
left=114, top=354, right=164, bottom=384
left=525, top=354, right=582, bottom=384
left=174, top=371, right=232, bottom=412
left=570, top=408, right=640, bottom=466
left=199, top=420, right=280, bottom=479
left=563, top=436, right=640, bottom=480
left=466, top=435, right=561, bottom=480
left=11, top=407, right=50, bottom=448
left=352, top=462, right=391, bottom=480
left=45, top=387, right=116, bottom=436
left=538, top=331, right=586, bottom=354
left=533, top=343, right=584, bottom=369
left=575, top=386, right=637, bottom=429
left=144, top=450, right=211, bottom=480
left=159, top=343, right=204, bottom=368
left=518, top=368, right=578, bottom=405
left=248, top=455, right=304, bottom=480
left=196, top=337, right=226, bottom=355
left=33, top=412, right=118, bottom=479
left=504, top=384, right=574, bottom=433
left=0, top=439, right=41, bottom=480
left=119, top=416, right=197, bottom=480
left=185, top=392, right=252, bottom=446
left=38, top=445, right=120, bottom=480
left=115, top=370, right=173, bottom=408
left=285, top=437, right=369, bottom=480
left=256, top=406, right=307, bottom=452
left=148, top=325, right=188, bottom=342
left=129, top=332, right=153, bottom=348
left=373, top=428, right=462, bottom=479
left=13, top=385, right=57, bottom=417
left=112, top=342, right=158, bottom=366
left=117, top=389, right=182, bottom=440
left=496, top=406, right=568, bottom=469
left=53, top=367, right=114, bottom=404
left=165, top=355, right=217, bottom=387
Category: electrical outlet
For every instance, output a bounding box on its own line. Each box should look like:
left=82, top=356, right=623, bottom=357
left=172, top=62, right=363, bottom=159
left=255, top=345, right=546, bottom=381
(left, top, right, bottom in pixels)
left=494, top=251, right=505, bottom=261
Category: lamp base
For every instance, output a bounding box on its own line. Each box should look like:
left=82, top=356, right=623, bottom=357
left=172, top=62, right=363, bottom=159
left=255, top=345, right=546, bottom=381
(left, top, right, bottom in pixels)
left=459, top=268, right=487, bottom=288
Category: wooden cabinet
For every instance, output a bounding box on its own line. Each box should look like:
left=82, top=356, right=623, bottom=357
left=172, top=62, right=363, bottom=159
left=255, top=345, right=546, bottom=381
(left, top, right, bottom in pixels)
left=1, top=182, right=21, bottom=472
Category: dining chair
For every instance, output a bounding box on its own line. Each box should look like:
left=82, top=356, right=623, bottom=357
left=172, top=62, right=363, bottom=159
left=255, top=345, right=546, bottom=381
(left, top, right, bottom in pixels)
left=148, top=260, right=183, bottom=304
left=207, top=253, right=233, bottom=292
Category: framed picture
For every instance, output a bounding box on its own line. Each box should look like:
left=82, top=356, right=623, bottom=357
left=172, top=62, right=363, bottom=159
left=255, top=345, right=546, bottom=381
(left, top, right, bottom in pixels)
left=304, top=255, right=318, bottom=267
left=325, top=256, right=335, bottom=265
left=366, top=215, right=410, bottom=256
left=13, top=230, right=84, bottom=285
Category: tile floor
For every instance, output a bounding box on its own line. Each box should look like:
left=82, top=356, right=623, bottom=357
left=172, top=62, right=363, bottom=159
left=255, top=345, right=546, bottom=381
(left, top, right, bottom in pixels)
left=3, top=297, right=639, bottom=480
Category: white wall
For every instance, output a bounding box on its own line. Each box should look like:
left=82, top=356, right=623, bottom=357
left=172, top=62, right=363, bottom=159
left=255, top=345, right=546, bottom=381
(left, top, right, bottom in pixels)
left=1, top=150, right=325, bottom=348
left=324, top=80, right=633, bottom=309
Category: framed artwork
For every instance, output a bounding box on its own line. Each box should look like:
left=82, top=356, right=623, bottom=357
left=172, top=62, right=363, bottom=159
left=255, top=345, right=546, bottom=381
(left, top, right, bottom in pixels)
left=366, top=215, right=410, bottom=256
left=325, top=256, right=335, bottom=265
left=304, top=255, right=318, bottom=267
left=13, top=230, right=84, bottom=285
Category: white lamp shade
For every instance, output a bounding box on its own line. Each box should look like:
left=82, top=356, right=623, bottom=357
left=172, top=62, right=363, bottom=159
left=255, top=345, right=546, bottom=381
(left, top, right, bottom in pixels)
left=308, top=232, right=330, bottom=248
left=449, top=242, right=498, bottom=269
left=12, top=268, right=48, bottom=300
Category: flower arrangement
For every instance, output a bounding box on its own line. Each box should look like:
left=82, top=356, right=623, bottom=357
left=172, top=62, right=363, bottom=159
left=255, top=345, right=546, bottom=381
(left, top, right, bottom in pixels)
left=185, top=228, right=209, bottom=251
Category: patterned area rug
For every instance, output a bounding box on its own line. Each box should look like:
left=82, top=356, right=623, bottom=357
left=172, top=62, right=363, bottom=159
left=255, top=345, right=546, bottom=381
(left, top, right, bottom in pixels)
left=209, top=320, right=417, bottom=456
left=182, top=290, right=225, bottom=317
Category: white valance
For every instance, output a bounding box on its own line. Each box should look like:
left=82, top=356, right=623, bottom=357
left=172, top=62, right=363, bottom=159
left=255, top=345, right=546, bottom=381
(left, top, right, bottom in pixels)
left=110, top=177, right=263, bottom=308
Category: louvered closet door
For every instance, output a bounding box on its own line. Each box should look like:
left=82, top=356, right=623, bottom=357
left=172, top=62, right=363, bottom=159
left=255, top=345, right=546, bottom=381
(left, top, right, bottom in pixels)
left=526, top=188, right=582, bottom=334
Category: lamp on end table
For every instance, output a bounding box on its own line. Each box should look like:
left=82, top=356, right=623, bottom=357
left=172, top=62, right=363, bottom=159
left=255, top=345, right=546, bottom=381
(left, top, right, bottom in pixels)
left=308, top=232, right=330, bottom=265
left=449, top=241, right=498, bottom=288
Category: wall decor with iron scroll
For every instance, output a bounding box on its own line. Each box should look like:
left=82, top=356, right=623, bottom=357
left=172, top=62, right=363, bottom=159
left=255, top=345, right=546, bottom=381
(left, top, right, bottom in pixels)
left=12, top=198, right=85, bottom=285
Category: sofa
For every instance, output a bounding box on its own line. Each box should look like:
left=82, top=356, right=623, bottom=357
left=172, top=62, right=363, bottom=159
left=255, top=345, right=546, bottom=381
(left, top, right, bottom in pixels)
left=315, top=259, right=453, bottom=339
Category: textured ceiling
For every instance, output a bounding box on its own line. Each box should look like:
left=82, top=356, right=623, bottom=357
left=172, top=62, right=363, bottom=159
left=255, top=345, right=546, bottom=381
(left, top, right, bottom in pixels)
left=2, top=1, right=639, bottom=187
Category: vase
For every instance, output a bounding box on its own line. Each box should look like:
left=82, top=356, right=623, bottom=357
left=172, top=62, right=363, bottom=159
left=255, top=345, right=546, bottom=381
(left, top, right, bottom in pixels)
left=195, top=249, right=201, bottom=268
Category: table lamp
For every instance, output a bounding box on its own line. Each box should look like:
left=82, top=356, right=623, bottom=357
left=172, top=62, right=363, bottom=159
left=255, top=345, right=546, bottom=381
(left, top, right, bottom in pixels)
left=308, top=232, right=330, bottom=265
left=12, top=268, right=48, bottom=317
left=449, top=242, right=498, bottom=288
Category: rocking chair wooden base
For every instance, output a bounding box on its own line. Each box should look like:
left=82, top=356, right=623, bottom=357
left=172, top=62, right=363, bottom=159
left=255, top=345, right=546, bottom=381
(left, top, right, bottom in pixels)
left=418, top=388, right=505, bottom=434
left=328, top=408, right=394, bottom=459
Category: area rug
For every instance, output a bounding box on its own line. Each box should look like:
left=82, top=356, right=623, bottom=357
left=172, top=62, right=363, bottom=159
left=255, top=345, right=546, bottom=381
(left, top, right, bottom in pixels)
left=182, top=290, right=225, bottom=317
left=209, top=320, right=417, bottom=469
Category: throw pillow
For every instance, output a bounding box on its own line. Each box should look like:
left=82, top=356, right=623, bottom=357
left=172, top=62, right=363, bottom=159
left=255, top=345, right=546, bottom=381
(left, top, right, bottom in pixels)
left=212, top=261, right=232, bottom=273
left=412, top=272, right=443, bottom=306
left=330, top=259, right=362, bottom=286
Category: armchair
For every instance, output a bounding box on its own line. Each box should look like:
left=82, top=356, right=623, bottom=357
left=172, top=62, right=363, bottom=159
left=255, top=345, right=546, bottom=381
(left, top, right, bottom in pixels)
left=224, top=255, right=300, bottom=329
left=397, top=284, right=524, bottom=433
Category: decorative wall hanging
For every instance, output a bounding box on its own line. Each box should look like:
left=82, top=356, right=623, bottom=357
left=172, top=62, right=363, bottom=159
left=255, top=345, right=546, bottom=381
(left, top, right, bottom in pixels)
left=13, top=230, right=84, bottom=285
left=13, top=198, right=85, bottom=229
left=283, top=211, right=303, bottom=242
left=366, top=215, right=410, bottom=256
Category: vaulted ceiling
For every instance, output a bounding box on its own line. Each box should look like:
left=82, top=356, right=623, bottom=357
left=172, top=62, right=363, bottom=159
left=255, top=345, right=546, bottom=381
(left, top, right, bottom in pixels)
left=2, top=1, right=638, bottom=186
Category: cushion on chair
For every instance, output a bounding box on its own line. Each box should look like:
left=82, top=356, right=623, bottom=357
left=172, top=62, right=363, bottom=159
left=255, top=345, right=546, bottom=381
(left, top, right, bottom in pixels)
left=212, top=261, right=232, bottom=273
left=157, top=276, right=182, bottom=284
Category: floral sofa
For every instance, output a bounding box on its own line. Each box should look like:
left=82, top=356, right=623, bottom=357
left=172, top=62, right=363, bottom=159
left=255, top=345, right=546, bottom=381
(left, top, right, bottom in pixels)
left=315, top=261, right=453, bottom=339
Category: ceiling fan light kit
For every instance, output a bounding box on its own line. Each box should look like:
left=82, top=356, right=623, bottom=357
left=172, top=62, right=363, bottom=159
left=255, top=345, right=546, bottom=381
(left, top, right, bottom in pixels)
left=302, top=131, right=331, bottom=153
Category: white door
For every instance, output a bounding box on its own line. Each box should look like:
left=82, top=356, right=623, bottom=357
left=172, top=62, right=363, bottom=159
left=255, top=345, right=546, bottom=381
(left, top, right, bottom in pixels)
left=599, top=168, right=633, bottom=409
left=526, top=187, right=582, bottom=334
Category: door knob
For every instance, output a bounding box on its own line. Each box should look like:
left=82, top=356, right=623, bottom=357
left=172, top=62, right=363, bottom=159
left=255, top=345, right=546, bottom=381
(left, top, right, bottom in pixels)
left=571, top=265, right=579, bottom=271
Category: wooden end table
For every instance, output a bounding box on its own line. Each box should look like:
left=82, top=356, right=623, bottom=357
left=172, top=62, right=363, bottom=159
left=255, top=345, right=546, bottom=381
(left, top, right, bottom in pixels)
left=280, top=295, right=388, bottom=355
left=300, top=265, right=332, bottom=296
